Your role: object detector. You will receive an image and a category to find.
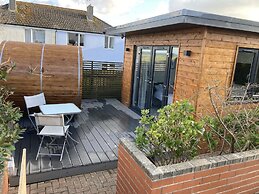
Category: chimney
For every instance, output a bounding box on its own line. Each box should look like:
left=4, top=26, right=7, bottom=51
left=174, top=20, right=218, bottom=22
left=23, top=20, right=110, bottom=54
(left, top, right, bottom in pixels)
left=9, top=0, right=16, bottom=12
left=87, top=4, right=93, bottom=21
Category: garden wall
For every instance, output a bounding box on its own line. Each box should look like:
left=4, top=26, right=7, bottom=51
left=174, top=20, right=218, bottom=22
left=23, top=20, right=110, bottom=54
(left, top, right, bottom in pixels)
left=116, top=138, right=259, bottom=194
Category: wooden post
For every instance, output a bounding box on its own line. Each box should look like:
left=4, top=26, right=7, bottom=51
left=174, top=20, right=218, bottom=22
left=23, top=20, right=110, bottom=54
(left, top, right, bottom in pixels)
left=18, top=149, right=26, bottom=194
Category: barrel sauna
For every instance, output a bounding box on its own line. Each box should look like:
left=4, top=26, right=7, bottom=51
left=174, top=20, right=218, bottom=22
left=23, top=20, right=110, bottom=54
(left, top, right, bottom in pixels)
left=0, top=41, right=83, bottom=111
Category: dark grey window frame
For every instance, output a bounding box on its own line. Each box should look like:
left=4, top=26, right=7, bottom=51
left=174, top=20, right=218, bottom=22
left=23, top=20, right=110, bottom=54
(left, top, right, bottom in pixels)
left=231, top=48, right=259, bottom=100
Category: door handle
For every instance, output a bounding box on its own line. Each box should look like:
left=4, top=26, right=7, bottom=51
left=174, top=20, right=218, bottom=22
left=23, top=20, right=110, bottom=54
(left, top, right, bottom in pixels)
left=145, top=80, right=152, bottom=84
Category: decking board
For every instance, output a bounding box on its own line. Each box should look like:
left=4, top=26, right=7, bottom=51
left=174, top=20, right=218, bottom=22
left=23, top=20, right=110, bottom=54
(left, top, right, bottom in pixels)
left=10, top=99, right=139, bottom=186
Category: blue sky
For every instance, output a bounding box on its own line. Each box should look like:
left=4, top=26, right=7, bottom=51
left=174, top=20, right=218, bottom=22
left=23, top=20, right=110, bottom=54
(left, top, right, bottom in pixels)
left=1, top=0, right=259, bottom=26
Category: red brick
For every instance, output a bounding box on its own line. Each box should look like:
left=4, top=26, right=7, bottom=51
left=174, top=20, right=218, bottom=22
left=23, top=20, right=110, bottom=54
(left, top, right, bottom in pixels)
left=197, top=187, right=219, bottom=194
left=201, top=174, right=220, bottom=184
left=119, top=161, right=145, bottom=193
left=192, top=179, right=228, bottom=193
left=194, top=169, right=214, bottom=179
left=228, top=180, right=259, bottom=194
left=238, top=183, right=259, bottom=194
left=219, top=170, right=236, bottom=179
left=174, top=173, right=194, bottom=183
left=235, top=164, right=259, bottom=176
left=151, top=177, right=175, bottom=189
left=161, top=183, right=184, bottom=194
left=229, top=162, right=245, bottom=170
left=173, top=188, right=192, bottom=194
left=227, top=175, right=242, bottom=184
left=244, top=159, right=259, bottom=167
left=211, top=165, right=229, bottom=174
left=221, top=175, right=259, bottom=193
left=150, top=188, right=162, bottom=194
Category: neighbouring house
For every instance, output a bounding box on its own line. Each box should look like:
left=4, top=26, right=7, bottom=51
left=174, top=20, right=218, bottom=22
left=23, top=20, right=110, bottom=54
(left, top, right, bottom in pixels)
left=107, top=9, right=259, bottom=116
left=0, top=0, right=124, bottom=64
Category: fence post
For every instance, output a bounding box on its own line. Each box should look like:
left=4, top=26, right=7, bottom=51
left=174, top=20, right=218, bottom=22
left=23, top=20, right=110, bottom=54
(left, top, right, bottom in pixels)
left=18, top=149, right=26, bottom=194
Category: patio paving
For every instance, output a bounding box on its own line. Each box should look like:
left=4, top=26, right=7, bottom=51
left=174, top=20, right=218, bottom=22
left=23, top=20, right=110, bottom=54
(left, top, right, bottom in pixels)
left=10, top=99, right=140, bottom=186
left=9, top=169, right=117, bottom=194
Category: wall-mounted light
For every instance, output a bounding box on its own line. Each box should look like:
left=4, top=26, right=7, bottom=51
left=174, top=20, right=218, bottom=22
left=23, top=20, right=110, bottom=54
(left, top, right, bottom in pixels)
left=184, top=50, right=191, bottom=57
left=126, top=48, right=130, bottom=52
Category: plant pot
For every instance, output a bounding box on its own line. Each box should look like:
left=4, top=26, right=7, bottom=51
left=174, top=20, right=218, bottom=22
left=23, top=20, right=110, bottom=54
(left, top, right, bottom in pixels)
left=116, top=138, right=259, bottom=194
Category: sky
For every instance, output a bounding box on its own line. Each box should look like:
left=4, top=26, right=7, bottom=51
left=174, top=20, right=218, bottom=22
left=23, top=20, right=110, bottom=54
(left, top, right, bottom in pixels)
left=1, top=0, right=259, bottom=26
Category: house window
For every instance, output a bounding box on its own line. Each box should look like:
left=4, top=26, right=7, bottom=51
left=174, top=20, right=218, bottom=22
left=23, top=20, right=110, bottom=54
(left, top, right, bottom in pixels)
left=104, top=36, right=114, bottom=49
left=231, top=48, right=259, bottom=100
left=25, top=29, right=45, bottom=43
left=67, top=33, right=84, bottom=46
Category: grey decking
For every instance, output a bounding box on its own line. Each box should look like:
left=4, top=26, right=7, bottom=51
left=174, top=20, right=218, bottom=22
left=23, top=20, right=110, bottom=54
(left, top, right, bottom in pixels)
left=9, top=99, right=140, bottom=186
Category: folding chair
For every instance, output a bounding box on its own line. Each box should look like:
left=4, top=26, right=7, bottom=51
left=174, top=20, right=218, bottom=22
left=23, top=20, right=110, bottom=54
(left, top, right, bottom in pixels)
left=24, top=93, right=46, bottom=130
left=34, top=113, right=69, bottom=161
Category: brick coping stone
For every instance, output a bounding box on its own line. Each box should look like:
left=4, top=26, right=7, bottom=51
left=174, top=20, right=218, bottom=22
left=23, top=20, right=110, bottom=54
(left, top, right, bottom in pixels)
left=120, top=138, right=259, bottom=181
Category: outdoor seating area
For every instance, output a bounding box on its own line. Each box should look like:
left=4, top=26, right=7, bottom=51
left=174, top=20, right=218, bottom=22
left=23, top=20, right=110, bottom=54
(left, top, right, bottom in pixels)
left=1, top=1, right=259, bottom=193
left=9, top=99, right=139, bottom=186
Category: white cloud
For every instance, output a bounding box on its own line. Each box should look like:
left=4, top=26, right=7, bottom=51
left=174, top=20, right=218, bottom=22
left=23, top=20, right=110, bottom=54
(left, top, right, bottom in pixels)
left=135, top=0, right=169, bottom=21
left=2, top=0, right=259, bottom=25
left=169, top=0, right=259, bottom=22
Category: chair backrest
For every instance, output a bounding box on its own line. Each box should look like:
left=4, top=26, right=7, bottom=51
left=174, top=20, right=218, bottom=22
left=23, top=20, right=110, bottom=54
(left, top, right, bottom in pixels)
left=34, top=113, right=65, bottom=127
left=24, top=93, right=46, bottom=109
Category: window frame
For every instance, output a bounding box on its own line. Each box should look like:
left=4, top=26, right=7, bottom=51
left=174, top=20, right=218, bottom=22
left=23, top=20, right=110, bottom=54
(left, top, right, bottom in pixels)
left=231, top=47, right=259, bottom=100
left=67, top=32, right=85, bottom=47
left=104, top=36, right=115, bottom=49
left=25, top=28, right=46, bottom=44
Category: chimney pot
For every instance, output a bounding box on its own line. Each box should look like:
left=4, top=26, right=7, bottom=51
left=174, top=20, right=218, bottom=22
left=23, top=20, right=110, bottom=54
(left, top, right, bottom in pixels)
left=9, top=0, right=16, bottom=12
left=87, top=4, right=93, bottom=21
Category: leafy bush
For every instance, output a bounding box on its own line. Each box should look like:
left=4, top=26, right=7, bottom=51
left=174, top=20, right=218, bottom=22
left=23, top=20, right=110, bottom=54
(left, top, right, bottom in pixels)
left=204, top=108, right=259, bottom=154
left=135, top=100, right=204, bottom=166
left=203, top=84, right=259, bottom=154
left=0, top=60, right=24, bottom=172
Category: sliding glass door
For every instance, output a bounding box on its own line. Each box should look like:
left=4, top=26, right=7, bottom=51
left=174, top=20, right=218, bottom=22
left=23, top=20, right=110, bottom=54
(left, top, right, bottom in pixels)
left=132, top=46, right=152, bottom=109
left=132, top=46, right=179, bottom=113
left=151, top=47, right=170, bottom=111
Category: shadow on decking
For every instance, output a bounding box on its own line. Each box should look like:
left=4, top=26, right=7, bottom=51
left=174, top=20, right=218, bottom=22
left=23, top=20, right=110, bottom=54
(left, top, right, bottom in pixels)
left=10, top=99, right=140, bottom=186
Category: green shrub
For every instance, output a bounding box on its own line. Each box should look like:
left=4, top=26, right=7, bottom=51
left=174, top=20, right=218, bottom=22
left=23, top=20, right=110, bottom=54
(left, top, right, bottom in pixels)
left=0, top=60, right=24, bottom=172
left=204, top=108, right=259, bottom=154
left=135, top=100, right=204, bottom=166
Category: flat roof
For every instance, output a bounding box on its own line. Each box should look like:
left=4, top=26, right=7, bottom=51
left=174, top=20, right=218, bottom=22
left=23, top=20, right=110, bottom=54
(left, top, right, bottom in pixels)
left=106, top=9, right=259, bottom=35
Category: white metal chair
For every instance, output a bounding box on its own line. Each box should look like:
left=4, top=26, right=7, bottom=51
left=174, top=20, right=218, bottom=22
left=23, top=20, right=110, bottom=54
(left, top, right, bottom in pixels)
left=34, top=113, right=69, bottom=161
left=24, top=93, right=46, bottom=129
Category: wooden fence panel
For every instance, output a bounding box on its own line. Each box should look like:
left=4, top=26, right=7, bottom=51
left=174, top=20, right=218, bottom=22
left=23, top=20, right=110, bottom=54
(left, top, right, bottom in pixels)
left=82, top=61, right=123, bottom=100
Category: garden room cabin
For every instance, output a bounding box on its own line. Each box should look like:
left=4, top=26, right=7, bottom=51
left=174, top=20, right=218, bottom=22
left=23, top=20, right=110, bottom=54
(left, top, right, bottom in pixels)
left=107, top=9, right=259, bottom=116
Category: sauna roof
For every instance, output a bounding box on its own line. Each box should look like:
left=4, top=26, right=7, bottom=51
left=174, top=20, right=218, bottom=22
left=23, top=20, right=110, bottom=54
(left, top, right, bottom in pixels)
left=0, top=1, right=111, bottom=33
left=107, top=9, right=259, bottom=35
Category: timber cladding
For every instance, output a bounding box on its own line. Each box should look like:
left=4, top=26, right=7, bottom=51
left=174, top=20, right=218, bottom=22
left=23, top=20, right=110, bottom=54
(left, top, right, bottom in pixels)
left=0, top=41, right=83, bottom=111
left=122, top=27, right=259, bottom=116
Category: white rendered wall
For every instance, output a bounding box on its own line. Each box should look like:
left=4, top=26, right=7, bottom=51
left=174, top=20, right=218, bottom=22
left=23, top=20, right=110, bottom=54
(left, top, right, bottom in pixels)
left=0, top=25, right=125, bottom=63
left=56, top=31, right=67, bottom=45
left=83, top=33, right=124, bottom=62
left=0, top=25, right=56, bottom=44
left=45, top=30, right=56, bottom=44
left=0, top=25, right=25, bottom=42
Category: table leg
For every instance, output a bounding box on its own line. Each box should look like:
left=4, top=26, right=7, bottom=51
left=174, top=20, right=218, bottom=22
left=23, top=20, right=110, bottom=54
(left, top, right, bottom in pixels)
left=65, top=114, right=74, bottom=124
left=65, top=115, right=79, bottom=144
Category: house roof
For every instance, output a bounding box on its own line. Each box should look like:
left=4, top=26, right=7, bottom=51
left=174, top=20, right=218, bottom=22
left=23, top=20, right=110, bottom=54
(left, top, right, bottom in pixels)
left=106, top=9, right=259, bottom=35
left=0, top=1, right=111, bottom=33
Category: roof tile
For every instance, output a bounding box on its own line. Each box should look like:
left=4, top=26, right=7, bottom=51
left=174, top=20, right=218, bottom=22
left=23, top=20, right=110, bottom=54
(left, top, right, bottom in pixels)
left=0, top=1, right=111, bottom=33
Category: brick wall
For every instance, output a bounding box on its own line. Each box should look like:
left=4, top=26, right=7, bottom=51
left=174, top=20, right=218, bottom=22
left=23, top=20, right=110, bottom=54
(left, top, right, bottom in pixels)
left=116, top=139, right=259, bottom=194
